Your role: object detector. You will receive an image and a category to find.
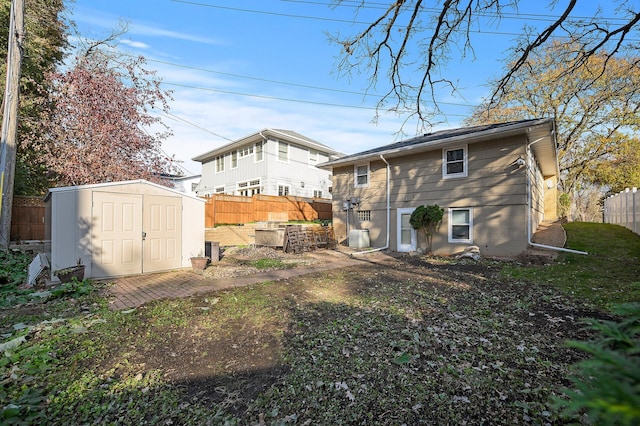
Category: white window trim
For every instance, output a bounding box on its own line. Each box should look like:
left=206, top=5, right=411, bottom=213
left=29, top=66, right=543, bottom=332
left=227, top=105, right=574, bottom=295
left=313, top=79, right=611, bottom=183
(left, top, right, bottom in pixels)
left=442, top=145, right=468, bottom=179
left=278, top=184, right=291, bottom=196
left=215, top=155, right=225, bottom=174
left=255, top=141, right=264, bottom=163
left=354, top=163, right=370, bottom=188
left=238, top=145, right=254, bottom=158
left=448, top=207, right=473, bottom=244
left=231, top=151, right=238, bottom=169
left=214, top=185, right=225, bottom=194
left=277, top=141, right=289, bottom=163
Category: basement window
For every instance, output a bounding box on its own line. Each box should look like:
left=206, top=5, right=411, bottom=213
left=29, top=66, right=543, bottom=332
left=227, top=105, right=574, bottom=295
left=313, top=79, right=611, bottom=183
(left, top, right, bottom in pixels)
left=357, top=210, right=371, bottom=221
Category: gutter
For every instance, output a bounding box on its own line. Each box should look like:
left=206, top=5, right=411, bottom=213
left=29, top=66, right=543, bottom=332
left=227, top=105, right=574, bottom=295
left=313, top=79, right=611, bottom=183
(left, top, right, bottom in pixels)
left=526, top=130, right=587, bottom=255
left=319, top=118, right=554, bottom=170
left=351, top=154, right=391, bottom=256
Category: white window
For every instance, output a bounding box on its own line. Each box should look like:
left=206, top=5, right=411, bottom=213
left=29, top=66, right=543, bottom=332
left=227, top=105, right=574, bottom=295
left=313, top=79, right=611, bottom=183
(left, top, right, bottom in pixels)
left=357, top=210, right=371, bottom=221
left=231, top=151, right=238, bottom=169
left=237, top=179, right=261, bottom=196
left=449, top=208, right=473, bottom=243
left=239, top=145, right=253, bottom=158
left=278, top=185, right=290, bottom=196
left=214, top=186, right=225, bottom=194
left=215, top=155, right=224, bottom=173
left=313, top=190, right=323, bottom=198
left=278, top=141, right=289, bottom=162
left=309, top=149, right=318, bottom=166
left=354, top=164, right=369, bottom=188
left=255, top=142, right=264, bottom=162
left=443, top=146, right=468, bottom=178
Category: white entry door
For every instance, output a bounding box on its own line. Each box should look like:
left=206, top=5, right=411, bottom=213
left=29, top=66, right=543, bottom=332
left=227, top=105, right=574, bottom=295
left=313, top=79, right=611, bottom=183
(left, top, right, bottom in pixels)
left=92, top=192, right=143, bottom=278
left=143, top=195, right=182, bottom=273
left=397, top=208, right=417, bottom=252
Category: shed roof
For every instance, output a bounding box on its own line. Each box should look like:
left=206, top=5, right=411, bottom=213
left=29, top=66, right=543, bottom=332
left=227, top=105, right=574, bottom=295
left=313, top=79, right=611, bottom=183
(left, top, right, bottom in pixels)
left=192, top=128, right=343, bottom=163
left=44, top=179, right=205, bottom=202
left=318, top=118, right=559, bottom=177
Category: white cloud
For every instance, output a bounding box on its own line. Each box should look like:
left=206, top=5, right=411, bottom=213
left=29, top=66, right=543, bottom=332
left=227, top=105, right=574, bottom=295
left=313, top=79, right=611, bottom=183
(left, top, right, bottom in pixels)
left=73, top=9, right=223, bottom=46
left=119, top=39, right=150, bottom=49
left=158, top=85, right=416, bottom=176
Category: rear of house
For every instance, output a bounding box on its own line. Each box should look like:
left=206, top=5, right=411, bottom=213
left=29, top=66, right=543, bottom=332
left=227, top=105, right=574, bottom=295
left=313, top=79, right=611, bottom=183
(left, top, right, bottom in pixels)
left=319, top=119, right=558, bottom=258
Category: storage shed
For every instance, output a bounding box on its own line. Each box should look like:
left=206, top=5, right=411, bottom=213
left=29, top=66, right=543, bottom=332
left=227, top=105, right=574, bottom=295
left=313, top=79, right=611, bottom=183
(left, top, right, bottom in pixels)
left=44, top=180, right=205, bottom=280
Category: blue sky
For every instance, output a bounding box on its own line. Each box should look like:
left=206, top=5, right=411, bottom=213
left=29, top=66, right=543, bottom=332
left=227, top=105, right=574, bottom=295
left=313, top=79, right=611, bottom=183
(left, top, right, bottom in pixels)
left=67, top=1, right=626, bottom=175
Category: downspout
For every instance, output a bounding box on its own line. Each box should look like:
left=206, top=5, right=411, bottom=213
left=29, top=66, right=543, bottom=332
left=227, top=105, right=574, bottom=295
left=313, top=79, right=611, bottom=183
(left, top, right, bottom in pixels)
left=526, top=131, right=588, bottom=255
left=351, top=154, right=390, bottom=256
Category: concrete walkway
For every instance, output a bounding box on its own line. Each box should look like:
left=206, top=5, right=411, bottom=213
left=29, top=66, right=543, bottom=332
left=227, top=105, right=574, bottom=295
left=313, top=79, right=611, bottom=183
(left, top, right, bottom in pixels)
left=105, top=249, right=396, bottom=311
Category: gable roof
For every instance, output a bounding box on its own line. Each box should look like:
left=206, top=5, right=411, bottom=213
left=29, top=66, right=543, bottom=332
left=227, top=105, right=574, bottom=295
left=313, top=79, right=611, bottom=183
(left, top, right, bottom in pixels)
left=192, top=128, right=342, bottom=163
left=318, top=118, right=559, bottom=177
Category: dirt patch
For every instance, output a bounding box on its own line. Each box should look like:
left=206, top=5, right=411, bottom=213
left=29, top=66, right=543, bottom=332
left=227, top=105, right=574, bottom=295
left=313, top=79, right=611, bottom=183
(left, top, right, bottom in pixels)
left=201, top=246, right=319, bottom=280
left=94, top=252, right=605, bottom=421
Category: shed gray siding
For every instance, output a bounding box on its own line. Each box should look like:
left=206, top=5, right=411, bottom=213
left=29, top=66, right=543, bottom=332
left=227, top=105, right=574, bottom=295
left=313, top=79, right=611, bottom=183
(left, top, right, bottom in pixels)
left=45, top=180, right=205, bottom=280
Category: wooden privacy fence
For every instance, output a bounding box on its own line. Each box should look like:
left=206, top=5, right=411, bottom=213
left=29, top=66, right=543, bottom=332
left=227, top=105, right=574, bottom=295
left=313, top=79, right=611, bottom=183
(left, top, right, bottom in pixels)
left=11, top=196, right=46, bottom=241
left=604, top=187, right=639, bottom=235
left=204, top=194, right=332, bottom=227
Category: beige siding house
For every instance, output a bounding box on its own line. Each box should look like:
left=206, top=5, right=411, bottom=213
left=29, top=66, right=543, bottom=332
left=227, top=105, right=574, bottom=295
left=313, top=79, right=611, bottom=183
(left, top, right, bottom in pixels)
left=318, top=118, right=559, bottom=258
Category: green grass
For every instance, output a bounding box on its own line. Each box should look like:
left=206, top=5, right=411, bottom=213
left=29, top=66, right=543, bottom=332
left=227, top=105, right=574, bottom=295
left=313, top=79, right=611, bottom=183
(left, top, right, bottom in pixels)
left=502, top=222, right=640, bottom=310
left=248, top=257, right=293, bottom=270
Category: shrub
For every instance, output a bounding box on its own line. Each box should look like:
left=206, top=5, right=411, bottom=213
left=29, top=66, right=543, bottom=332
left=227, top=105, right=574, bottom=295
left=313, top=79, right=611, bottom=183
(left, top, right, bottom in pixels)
left=555, top=302, right=640, bottom=424
left=409, top=204, right=444, bottom=253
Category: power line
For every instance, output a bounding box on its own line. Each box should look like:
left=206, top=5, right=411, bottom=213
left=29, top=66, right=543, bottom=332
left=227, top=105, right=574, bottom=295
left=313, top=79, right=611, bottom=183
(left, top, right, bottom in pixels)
left=146, top=57, right=373, bottom=97
left=172, top=0, right=638, bottom=30
left=161, top=81, right=473, bottom=118
left=161, top=110, right=234, bottom=141
left=144, top=57, right=474, bottom=108
left=284, top=0, right=637, bottom=25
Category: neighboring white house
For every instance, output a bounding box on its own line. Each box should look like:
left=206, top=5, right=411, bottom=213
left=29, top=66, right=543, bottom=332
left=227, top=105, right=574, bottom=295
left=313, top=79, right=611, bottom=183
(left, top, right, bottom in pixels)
left=192, top=129, right=342, bottom=199
left=167, top=174, right=201, bottom=198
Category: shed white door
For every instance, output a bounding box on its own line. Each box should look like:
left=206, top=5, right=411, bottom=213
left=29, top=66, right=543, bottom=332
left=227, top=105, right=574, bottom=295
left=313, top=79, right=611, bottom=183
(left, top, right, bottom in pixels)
left=92, top=192, right=143, bottom=278
left=92, top=192, right=183, bottom=278
left=143, top=195, right=182, bottom=273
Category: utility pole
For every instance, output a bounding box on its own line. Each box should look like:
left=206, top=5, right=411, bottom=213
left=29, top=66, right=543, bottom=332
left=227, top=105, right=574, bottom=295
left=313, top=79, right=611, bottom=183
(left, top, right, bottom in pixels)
left=0, top=0, right=25, bottom=250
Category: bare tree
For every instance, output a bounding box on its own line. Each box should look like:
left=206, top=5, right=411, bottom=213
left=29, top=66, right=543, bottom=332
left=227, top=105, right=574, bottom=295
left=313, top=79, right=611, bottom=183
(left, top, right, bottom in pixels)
left=332, top=0, right=639, bottom=127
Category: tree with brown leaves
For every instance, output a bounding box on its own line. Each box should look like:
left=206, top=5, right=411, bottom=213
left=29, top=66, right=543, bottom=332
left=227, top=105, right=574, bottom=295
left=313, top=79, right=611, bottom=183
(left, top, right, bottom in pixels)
left=37, top=46, right=176, bottom=187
